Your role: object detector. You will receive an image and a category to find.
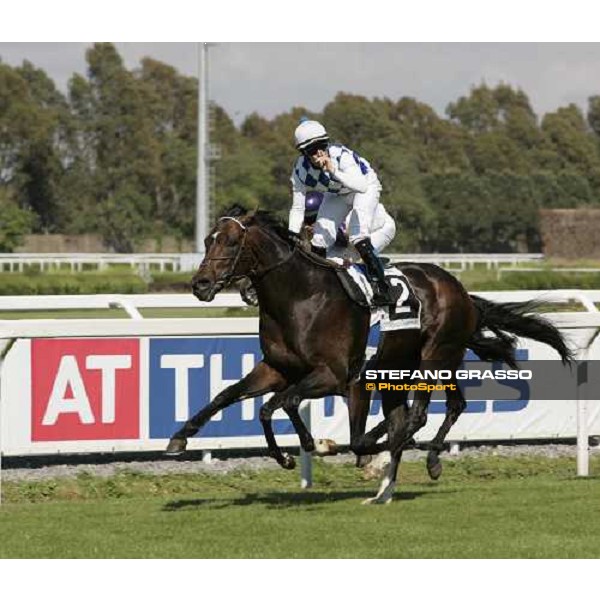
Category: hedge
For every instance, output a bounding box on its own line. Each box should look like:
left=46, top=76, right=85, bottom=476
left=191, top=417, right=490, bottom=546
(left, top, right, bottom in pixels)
left=1, top=268, right=599, bottom=295
left=0, top=272, right=148, bottom=295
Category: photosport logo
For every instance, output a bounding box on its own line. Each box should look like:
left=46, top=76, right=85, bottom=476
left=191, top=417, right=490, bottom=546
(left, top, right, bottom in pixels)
left=364, top=366, right=532, bottom=392
left=358, top=351, right=594, bottom=415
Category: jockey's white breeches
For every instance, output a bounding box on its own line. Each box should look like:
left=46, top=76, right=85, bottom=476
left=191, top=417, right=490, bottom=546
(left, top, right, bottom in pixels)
left=311, top=182, right=382, bottom=249
left=369, top=205, right=396, bottom=253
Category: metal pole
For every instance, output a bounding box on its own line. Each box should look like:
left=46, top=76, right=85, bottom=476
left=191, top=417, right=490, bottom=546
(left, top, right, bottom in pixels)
left=299, top=402, right=312, bottom=488
left=0, top=339, right=12, bottom=507
left=196, top=43, right=209, bottom=253
left=449, top=441, right=460, bottom=456
left=0, top=352, right=3, bottom=505
left=576, top=358, right=589, bottom=477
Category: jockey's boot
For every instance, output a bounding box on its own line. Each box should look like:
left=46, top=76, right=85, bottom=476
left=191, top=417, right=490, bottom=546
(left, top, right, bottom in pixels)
left=354, top=238, right=394, bottom=307
left=310, top=244, right=327, bottom=258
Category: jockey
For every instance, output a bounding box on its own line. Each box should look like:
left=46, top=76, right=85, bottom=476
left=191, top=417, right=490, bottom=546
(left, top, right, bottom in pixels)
left=238, top=192, right=397, bottom=308
left=303, top=191, right=397, bottom=256
left=289, top=119, right=393, bottom=305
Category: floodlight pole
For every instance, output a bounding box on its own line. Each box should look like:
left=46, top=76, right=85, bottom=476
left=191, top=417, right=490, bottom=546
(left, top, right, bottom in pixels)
left=196, top=43, right=210, bottom=253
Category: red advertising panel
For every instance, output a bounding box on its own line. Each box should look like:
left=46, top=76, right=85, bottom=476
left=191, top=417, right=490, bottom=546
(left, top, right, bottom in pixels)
left=31, top=339, right=140, bottom=441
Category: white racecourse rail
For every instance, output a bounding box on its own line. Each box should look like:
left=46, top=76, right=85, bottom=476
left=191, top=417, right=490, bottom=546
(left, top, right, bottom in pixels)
left=0, top=252, right=543, bottom=273
left=0, top=289, right=599, bottom=495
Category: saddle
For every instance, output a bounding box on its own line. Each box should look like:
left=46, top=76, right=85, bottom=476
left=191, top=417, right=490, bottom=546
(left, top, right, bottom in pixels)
left=336, top=263, right=422, bottom=331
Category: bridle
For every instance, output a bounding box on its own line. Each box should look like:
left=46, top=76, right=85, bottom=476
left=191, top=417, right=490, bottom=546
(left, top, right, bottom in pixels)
left=200, top=216, right=250, bottom=289
left=198, top=215, right=298, bottom=289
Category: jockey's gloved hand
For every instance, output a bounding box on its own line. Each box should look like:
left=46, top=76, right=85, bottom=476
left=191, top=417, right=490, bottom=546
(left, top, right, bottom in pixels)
left=335, top=226, right=349, bottom=248
left=239, top=278, right=259, bottom=307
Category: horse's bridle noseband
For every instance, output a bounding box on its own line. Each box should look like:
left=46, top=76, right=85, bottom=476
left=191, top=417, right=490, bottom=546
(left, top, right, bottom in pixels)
left=199, top=216, right=251, bottom=289
left=199, top=215, right=298, bottom=290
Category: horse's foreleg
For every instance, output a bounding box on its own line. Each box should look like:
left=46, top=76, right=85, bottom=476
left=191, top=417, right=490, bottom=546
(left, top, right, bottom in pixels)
left=165, top=361, right=286, bottom=456
left=259, top=390, right=297, bottom=469
left=281, top=399, right=317, bottom=454
left=260, top=365, right=340, bottom=468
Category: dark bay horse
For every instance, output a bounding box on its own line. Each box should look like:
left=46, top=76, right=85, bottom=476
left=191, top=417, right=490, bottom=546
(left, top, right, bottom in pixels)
left=166, top=205, right=370, bottom=469
left=165, top=205, right=573, bottom=503
left=345, top=293, right=573, bottom=502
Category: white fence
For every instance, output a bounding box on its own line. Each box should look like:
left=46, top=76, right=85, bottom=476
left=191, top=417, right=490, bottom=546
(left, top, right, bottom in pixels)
left=0, top=292, right=249, bottom=318
left=0, top=252, right=544, bottom=273
left=0, top=289, right=599, bottom=502
left=385, top=253, right=544, bottom=269
left=0, top=253, right=202, bottom=273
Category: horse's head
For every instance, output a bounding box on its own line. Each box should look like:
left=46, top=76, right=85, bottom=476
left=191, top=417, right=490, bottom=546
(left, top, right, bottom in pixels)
left=191, top=205, right=298, bottom=302
left=191, top=208, right=255, bottom=302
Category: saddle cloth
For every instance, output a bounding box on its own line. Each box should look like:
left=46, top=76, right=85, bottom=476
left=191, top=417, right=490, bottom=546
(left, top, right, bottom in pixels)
left=335, top=262, right=422, bottom=331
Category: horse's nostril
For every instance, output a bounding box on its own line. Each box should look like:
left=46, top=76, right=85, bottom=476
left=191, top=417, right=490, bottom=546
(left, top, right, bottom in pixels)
left=193, top=278, right=211, bottom=290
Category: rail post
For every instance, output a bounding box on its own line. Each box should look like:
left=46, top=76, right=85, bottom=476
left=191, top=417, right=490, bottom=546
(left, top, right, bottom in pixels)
left=299, top=401, right=312, bottom=488
left=576, top=358, right=589, bottom=477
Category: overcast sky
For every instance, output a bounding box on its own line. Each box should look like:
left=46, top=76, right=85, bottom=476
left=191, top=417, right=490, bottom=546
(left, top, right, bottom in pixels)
left=1, top=42, right=600, bottom=125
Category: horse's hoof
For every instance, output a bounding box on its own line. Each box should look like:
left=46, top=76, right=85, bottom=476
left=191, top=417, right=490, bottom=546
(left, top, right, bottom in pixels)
left=314, top=439, right=338, bottom=456
left=165, top=438, right=187, bottom=456
left=280, top=453, right=296, bottom=470
left=426, top=453, right=442, bottom=480
left=361, top=495, right=393, bottom=506
left=356, top=455, right=373, bottom=468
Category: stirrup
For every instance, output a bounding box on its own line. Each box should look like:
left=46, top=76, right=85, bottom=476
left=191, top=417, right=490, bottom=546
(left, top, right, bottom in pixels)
left=371, top=281, right=395, bottom=307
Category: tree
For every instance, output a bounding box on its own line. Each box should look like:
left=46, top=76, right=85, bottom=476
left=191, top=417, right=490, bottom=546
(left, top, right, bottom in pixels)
left=587, top=95, right=600, bottom=138
left=541, top=104, right=600, bottom=174
left=322, top=93, right=397, bottom=148
left=0, top=61, right=70, bottom=232
left=137, top=57, right=198, bottom=237
left=63, top=44, right=163, bottom=249
left=96, top=184, right=153, bottom=253
left=0, top=188, right=36, bottom=251
left=391, top=97, right=470, bottom=172
left=446, top=83, right=541, bottom=174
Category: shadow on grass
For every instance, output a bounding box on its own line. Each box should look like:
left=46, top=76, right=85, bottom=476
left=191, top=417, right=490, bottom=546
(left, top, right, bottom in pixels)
left=162, top=488, right=454, bottom=512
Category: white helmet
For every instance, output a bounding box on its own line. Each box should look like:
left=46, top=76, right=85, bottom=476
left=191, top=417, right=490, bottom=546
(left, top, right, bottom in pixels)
left=294, top=120, right=329, bottom=151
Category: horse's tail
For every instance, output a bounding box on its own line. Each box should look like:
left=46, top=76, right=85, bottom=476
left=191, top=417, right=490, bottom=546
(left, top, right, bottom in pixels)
left=467, top=295, right=574, bottom=369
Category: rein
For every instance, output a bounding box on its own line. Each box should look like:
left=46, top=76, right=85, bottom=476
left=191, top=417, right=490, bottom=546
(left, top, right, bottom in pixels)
left=200, top=216, right=249, bottom=288
left=202, top=216, right=298, bottom=288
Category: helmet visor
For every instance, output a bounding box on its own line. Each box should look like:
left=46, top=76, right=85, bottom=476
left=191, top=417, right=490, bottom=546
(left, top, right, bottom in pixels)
left=300, top=139, right=329, bottom=156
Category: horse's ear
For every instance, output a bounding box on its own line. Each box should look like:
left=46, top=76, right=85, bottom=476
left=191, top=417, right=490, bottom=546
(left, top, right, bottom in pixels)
left=221, top=203, right=248, bottom=219
left=245, top=202, right=260, bottom=220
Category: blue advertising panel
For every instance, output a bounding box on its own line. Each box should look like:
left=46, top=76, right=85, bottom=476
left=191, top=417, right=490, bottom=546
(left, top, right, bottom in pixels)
left=149, top=337, right=295, bottom=439
left=148, top=332, right=531, bottom=441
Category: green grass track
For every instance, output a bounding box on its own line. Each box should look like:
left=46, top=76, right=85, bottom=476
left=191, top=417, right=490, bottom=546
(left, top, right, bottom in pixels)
left=1, top=455, right=599, bottom=558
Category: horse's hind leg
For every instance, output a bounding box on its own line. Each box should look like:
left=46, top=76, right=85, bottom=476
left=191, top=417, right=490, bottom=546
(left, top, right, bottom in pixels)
left=426, top=371, right=466, bottom=480
left=351, top=330, right=421, bottom=467
left=347, top=381, right=388, bottom=466
left=362, top=389, right=409, bottom=505
left=165, top=361, right=286, bottom=455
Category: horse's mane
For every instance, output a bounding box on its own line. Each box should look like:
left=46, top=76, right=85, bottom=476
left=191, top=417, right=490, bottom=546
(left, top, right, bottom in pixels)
left=220, top=204, right=299, bottom=247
